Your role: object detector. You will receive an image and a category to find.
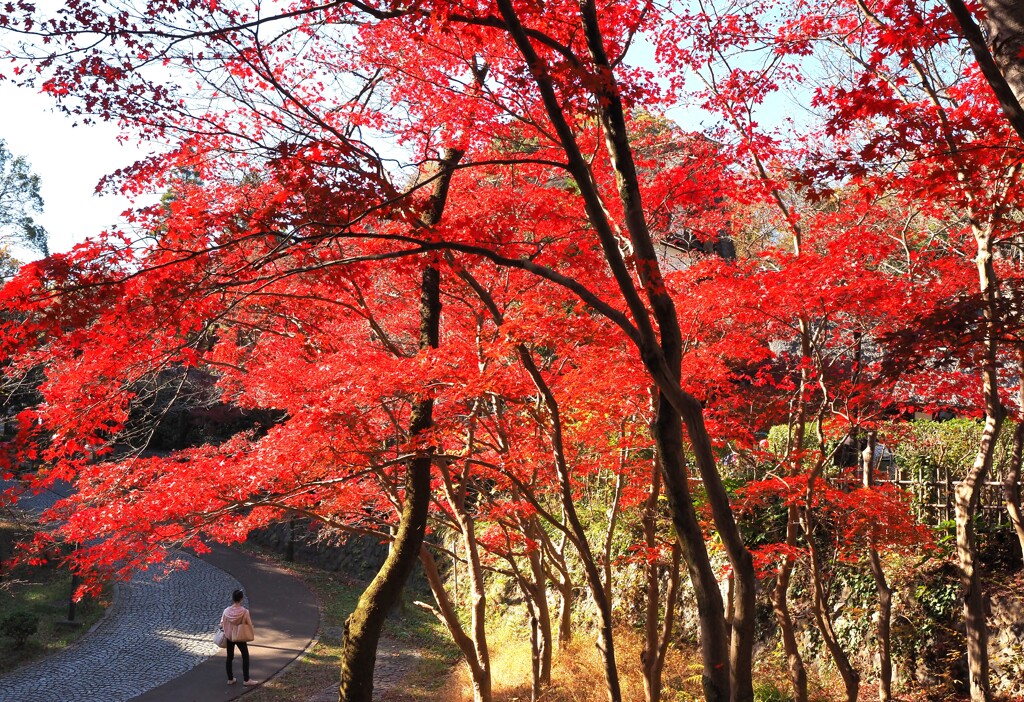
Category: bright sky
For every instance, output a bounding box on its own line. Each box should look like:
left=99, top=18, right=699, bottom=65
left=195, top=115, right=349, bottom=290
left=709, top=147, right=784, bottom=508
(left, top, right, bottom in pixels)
left=0, top=82, right=157, bottom=255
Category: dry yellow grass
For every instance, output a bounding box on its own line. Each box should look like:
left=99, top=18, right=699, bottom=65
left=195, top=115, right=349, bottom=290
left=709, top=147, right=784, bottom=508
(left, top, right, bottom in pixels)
left=436, top=626, right=707, bottom=702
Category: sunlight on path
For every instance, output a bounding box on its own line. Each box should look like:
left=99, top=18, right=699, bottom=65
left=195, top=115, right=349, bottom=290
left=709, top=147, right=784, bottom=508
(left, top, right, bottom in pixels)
left=0, top=552, right=239, bottom=702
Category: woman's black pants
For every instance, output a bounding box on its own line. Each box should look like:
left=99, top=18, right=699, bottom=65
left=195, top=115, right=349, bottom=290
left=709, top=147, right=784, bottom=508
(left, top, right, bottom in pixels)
left=226, top=640, right=250, bottom=681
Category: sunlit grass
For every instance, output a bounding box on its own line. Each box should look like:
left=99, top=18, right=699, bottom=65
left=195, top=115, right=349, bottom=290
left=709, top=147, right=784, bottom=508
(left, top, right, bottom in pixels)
left=435, top=619, right=708, bottom=702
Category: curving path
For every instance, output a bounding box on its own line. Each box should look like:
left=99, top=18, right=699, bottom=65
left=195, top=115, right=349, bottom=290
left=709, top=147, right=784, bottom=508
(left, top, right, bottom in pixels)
left=0, top=553, right=240, bottom=702
left=131, top=544, right=319, bottom=702
left=0, top=485, right=319, bottom=702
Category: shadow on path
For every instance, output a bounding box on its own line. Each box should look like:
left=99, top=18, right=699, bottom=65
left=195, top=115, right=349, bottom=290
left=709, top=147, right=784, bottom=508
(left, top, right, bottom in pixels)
left=130, top=544, right=319, bottom=702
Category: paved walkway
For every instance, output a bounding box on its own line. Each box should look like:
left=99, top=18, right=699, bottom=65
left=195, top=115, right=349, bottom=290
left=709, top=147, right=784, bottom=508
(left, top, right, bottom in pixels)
left=132, top=545, right=318, bottom=702
left=0, top=484, right=319, bottom=702
left=0, top=552, right=240, bottom=702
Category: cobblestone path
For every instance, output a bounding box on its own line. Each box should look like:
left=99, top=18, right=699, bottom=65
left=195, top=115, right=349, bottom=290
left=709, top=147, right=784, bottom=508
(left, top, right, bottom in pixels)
left=0, top=552, right=240, bottom=702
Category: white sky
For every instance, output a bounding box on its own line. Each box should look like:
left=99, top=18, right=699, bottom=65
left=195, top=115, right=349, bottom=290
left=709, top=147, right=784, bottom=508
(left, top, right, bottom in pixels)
left=0, top=82, right=157, bottom=255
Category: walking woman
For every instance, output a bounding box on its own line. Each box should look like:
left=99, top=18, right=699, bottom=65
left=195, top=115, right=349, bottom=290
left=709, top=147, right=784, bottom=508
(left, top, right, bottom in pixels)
left=221, top=589, right=259, bottom=686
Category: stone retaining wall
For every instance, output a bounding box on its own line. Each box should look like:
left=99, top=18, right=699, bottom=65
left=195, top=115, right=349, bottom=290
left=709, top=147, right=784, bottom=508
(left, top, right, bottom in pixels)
left=249, top=519, right=390, bottom=581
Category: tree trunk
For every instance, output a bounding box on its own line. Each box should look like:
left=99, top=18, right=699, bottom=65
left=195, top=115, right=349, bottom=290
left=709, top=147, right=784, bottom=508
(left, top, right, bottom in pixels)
left=957, top=412, right=999, bottom=702
left=453, top=261, right=575, bottom=678
left=643, top=544, right=681, bottom=702
left=525, top=516, right=553, bottom=687
left=681, top=410, right=756, bottom=702
left=641, top=460, right=682, bottom=702
left=802, top=457, right=860, bottom=702
left=652, top=399, right=731, bottom=702
left=804, top=530, right=861, bottom=702
left=527, top=357, right=622, bottom=702
left=642, top=459, right=662, bottom=702
left=555, top=555, right=573, bottom=645
left=338, top=149, right=461, bottom=702
left=979, top=0, right=1024, bottom=103
left=418, top=546, right=491, bottom=701
left=558, top=589, right=572, bottom=644
left=863, top=433, right=893, bottom=702
left=957, top=222, right=1001, bottom=702
left=534, top=522, right=573, bottom=646
left=771, top=507, right=808, bottom=702
left=603, top=468, right=625, bottom=606
left=436, top=463, right=493, bottom=702
left=493, top=1, right=752, bottom=696
left=505, top=309, right=622, bottom=700
left=773, top=316, right=812, bottom=702
left=338, top=264, right=440, bottom=702
left=867, top=550, right=893, bottom=702
left=529, top=605, right=542, bottom=702
left=500, top=521, right=552, bottom=702
left=945, top=0, right=1024, bottom=141
left=1006, top=362, right=1024, bottom=558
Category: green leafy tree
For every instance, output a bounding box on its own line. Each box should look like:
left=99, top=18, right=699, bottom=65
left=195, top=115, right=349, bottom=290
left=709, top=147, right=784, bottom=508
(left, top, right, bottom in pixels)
left=0, top=139, right=48, bottom=274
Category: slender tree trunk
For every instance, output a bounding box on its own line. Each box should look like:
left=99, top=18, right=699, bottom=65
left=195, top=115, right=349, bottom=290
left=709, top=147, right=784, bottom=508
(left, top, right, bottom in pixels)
left=945, top=0, right=1024, bottom=141
left=863, top=433, right=893, bottom=702
left=772, top=316, right=813, bottom=702
left=525, top=516, right=553, bottom=687
left=641, top=460, right=682, bottom=702
left=529, top=361, right=622, bottom=702
left=463, top=554, right=493, bottom=702
left=484, top=335, right=619, bottom=698
left=642, top=459, right=663, bottom=702
left=772, top=507, right=808, bottom=702
left=652, top=400, right=731, bottom=702
left=643, top=545, right=682, bottom=702
left=418, top=546, right=490, bottom=700
left=1006, top=360, right=1024, bottom=558
left=493, top=1, right=753, bottom=696
left=529, top=602, right=542, bottom=702
left=804, top=529, right=861, bottom=702
left=555, top=553, right=573, bottom=645
left=338, top=149, right=462, bottom=702
left=603, top=468, right=625, bottom=606
left=957, top=223, right=1002, bottom=702
left=957, top=413, right=998, bottom=702
left=724, top=574, right=734, bottom=637
left=802, top=454, right=860, bottom=702
left=456, top=262, right=620, bottom=700
left=957, top=409, right=999, bottom=702
left=338, top=267, right=440, bottom=702
left=867, top=550, right=893, bottom=702
left=436, top=463, right=492, bottom=702
left=535, top=496, right=574, bottom=646
left=512, top=542, right=552, bottom=702
left=979, top=0, right=1024, bottom=102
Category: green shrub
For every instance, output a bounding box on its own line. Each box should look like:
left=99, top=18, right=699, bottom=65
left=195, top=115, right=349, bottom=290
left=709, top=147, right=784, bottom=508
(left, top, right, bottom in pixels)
left=0, top=610, right=39, bottom=646
left=753, top=681, right=793, bottom=702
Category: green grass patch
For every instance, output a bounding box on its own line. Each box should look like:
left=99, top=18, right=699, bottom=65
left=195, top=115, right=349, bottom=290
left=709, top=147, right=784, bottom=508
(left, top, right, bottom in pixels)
left=0, top=519, right=110, bottom=675
left=242, top=545, right=458, bottom=702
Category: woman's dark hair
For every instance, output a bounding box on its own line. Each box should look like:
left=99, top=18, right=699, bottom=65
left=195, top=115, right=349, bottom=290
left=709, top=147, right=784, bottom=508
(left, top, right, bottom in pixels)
left=232, top=589, right=244, bottom=603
